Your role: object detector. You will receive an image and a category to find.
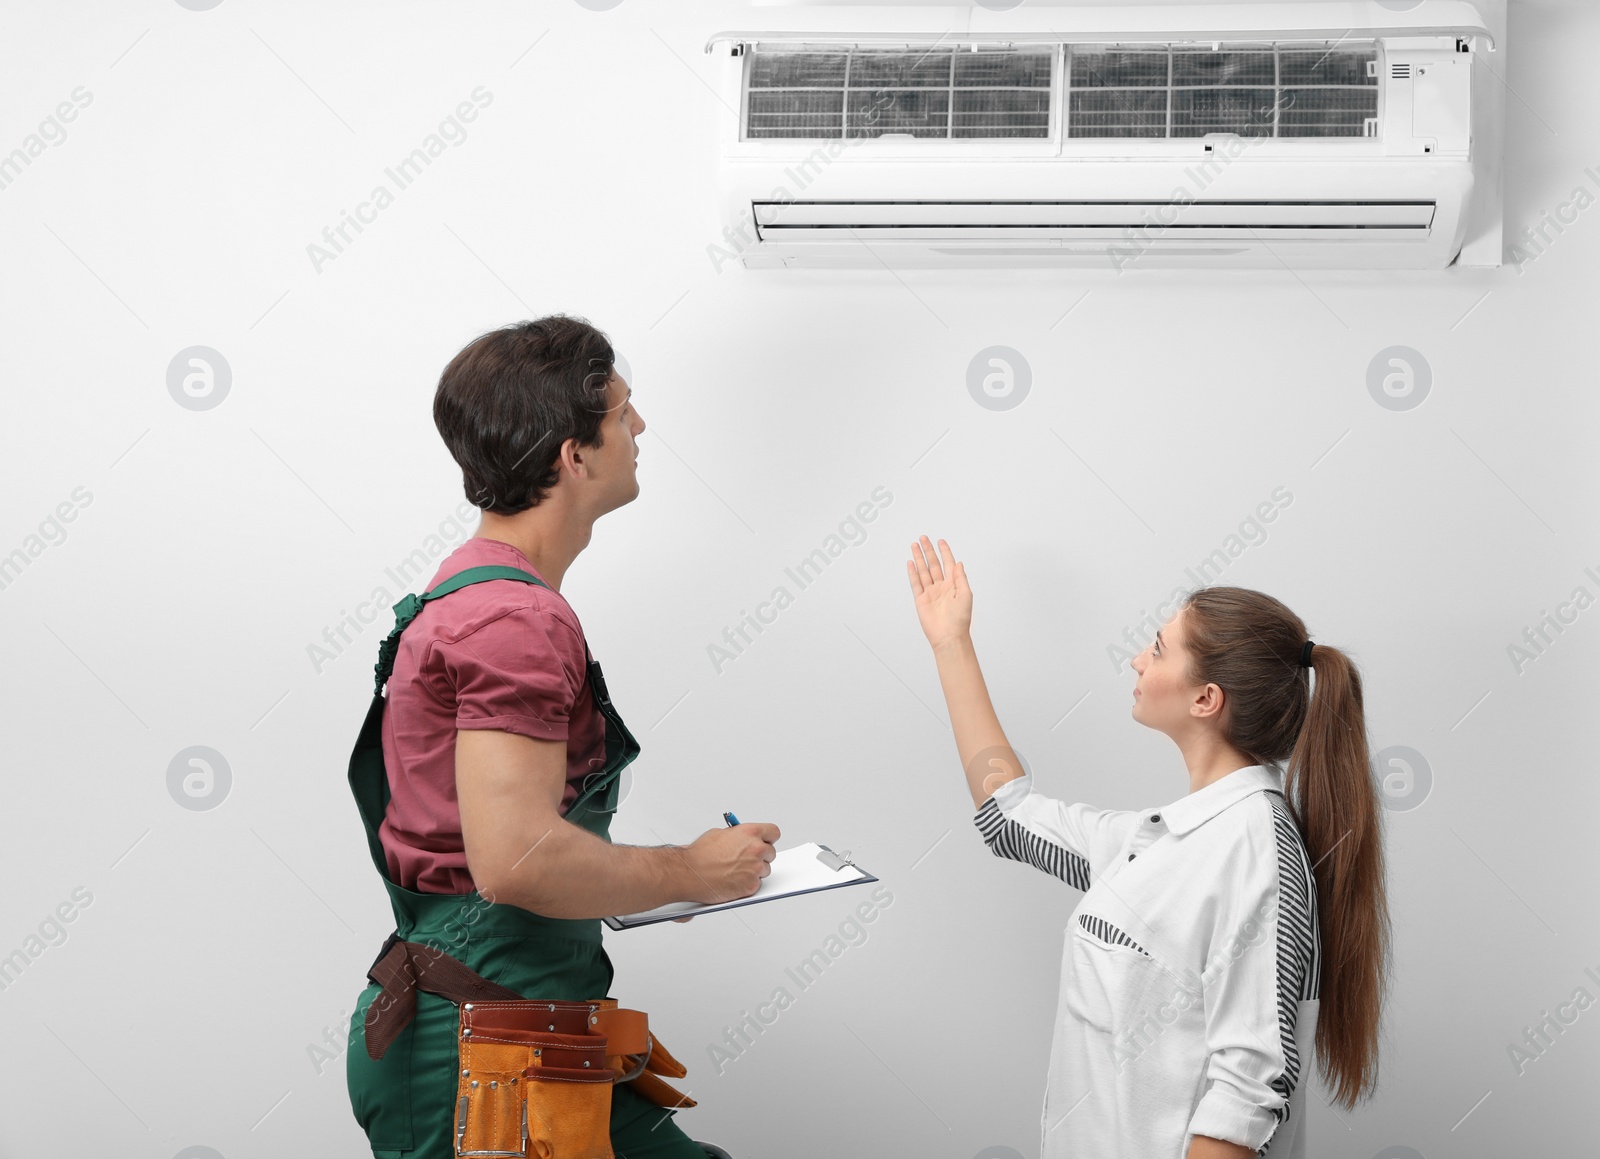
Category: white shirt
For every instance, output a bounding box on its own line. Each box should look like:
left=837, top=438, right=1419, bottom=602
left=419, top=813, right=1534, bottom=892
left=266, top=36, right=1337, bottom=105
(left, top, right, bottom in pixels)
left=973, top=763, right=1321, bottom=1159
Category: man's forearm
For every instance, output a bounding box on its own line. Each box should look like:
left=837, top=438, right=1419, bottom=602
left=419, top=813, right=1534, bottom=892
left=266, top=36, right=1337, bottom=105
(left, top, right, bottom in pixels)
left=484, top=818, right=697, bottom=920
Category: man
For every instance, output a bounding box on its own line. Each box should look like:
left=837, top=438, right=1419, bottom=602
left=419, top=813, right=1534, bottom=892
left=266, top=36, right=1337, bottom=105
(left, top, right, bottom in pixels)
left=345, top=314, right=779, bottom=1157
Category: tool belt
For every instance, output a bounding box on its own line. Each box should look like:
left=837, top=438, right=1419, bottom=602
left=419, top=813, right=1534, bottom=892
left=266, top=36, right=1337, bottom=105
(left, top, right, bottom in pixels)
left=364, top=934, right=695, bottom=1158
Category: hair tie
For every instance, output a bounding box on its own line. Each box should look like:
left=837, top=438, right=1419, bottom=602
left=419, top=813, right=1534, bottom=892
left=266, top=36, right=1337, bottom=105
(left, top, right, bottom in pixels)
left=1299, top=640, right=1316, bottom=667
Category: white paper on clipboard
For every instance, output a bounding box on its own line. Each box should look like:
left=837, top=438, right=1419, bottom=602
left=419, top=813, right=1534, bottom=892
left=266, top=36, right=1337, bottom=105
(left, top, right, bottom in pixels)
left=603, top=842, right=877, bottom=930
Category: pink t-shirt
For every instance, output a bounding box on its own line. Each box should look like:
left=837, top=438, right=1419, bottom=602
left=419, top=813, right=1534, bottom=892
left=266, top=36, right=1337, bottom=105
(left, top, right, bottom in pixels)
left=378, top=536, right=607, bottom=894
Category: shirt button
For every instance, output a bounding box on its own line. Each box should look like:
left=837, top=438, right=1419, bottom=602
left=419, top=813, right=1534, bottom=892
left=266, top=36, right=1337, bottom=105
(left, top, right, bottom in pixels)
left=1150, top=814, right=1161, bottom=824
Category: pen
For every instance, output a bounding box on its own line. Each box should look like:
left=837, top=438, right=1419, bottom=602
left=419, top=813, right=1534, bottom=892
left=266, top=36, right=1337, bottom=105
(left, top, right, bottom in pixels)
left=723, top=811, right=739, bottom=827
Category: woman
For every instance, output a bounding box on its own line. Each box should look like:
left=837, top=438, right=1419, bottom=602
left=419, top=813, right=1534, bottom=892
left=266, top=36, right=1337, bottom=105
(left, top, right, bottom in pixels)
left=907, top=536, right=1390, bottom=1159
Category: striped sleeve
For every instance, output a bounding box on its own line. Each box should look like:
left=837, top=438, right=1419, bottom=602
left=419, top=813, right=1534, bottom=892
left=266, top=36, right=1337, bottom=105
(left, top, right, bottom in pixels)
left=1187, top=790, right=1322, bottom=1154
left=1260, top=791, right=1322, bottom=1151
left=971, top=773, right=1139, bottom=890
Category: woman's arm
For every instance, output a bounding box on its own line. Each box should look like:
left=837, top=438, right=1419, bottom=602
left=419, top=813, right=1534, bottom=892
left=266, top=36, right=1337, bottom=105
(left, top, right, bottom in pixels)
left=908, top=536, right=1027, bottom=809
left=1188, top=1136, right=1255, bottom=1159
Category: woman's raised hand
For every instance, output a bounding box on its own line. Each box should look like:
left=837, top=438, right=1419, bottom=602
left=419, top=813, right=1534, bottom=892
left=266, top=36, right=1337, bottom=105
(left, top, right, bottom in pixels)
left=907, top=535, right=972, bottom=651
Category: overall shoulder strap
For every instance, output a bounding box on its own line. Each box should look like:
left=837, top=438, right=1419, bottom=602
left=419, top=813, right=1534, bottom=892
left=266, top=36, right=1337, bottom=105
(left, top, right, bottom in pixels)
left=422, top=564, right=548, bottom=601
left=371, top=564, right=550, bottom=694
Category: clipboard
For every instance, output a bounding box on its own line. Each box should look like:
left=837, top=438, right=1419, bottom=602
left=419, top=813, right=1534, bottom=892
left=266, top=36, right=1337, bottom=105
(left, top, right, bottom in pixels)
left=602, top=842, right=878, bottom=930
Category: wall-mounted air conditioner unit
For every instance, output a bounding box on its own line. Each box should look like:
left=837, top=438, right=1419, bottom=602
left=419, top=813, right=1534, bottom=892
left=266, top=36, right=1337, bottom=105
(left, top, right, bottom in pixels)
left=705, top=2, right=1503, bottom=270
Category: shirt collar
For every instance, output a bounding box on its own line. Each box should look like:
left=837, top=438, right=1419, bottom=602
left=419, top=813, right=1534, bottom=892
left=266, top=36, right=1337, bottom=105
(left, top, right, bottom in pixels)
left=1158, top=763, right=1284, bottom=835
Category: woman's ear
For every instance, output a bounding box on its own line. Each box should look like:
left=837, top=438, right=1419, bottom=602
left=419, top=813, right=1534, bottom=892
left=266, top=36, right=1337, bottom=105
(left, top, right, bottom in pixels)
left=1189, top=683, right=1227, bottom=722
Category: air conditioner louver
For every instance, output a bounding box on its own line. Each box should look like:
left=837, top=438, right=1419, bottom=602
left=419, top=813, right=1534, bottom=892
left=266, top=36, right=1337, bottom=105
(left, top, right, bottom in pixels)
left=753, top=200, right=1436, bottom=243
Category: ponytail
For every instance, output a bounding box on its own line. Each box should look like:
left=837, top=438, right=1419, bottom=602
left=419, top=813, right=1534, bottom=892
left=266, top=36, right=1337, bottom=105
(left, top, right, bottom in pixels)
left=1285, top=643, right=1391, bottom=1109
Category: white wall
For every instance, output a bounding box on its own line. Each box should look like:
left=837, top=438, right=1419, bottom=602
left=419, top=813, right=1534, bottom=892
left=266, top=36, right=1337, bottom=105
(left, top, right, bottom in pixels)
left=2, top=1, right=1595, bottom=1157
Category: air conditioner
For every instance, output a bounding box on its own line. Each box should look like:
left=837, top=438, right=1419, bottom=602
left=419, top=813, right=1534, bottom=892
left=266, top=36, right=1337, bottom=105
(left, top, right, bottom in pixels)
left=704, top=2, right=1503, bottom=270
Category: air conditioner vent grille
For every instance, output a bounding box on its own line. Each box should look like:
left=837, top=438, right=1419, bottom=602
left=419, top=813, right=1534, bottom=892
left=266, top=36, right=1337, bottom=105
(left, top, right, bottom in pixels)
left=743, top=41, right=1379, bottom=141
left=746, top=46, right=1053, bottom=139
left=1066, top=44, right=1377, bottom=138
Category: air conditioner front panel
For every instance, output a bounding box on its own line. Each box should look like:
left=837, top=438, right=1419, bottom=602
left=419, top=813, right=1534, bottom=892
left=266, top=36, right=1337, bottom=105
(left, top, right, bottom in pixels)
left=719, top=155, right=1471, bottom=266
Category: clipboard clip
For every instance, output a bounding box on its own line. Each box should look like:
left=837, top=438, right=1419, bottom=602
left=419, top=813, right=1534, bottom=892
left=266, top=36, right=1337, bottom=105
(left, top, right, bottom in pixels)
left=815, top=844, right=854, bottom=872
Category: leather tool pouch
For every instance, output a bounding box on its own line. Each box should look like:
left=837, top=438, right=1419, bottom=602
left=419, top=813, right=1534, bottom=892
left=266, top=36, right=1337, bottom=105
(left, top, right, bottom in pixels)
left=362, top=938, right=698, bottom=1158
left=455, top=998, right=696, bottom=1159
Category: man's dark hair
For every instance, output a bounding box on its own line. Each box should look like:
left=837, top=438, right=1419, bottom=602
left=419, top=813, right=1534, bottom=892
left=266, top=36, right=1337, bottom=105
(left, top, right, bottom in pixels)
left=433, top=315, right=615, bottom=514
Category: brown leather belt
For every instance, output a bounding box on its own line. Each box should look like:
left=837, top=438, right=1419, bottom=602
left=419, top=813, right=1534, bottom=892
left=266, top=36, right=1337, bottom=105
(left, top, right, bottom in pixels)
left=461, top=996, right=652, bottom=1058
left=362, top=936, right=661, bottom=1083
left=362, top=934, right=521, bottom=1061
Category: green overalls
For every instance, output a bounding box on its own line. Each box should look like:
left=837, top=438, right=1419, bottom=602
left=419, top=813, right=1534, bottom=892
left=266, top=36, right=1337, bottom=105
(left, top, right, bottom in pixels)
left=344, top=565, right=708, bottom=1158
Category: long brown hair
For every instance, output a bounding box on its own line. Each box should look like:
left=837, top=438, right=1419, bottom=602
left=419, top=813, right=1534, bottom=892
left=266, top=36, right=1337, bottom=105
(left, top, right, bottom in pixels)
left=1179, top=586, right=1390, bottom=1110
